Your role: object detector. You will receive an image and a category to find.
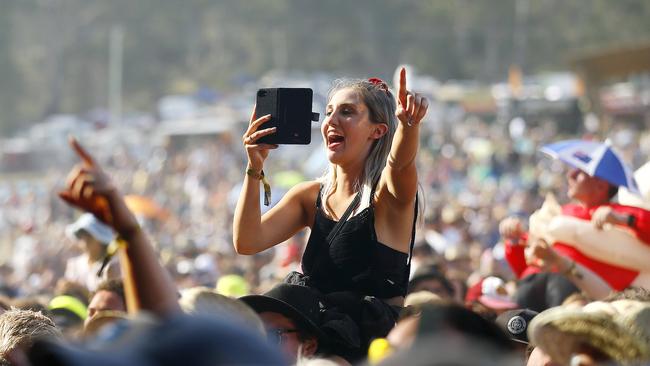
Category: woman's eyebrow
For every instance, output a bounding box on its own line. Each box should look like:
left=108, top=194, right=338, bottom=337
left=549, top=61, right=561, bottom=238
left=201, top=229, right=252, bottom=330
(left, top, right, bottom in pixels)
left=326, top=102, right=358, bottom=109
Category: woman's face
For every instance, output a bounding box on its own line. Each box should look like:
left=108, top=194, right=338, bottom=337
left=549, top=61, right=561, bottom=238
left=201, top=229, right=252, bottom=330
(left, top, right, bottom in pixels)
left=321, top=88, right=385, bottom=167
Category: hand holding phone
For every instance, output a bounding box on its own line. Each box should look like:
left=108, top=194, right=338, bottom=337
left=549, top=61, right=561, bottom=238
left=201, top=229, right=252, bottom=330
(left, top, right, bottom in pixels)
left=242, top=110, right=277, bottom=172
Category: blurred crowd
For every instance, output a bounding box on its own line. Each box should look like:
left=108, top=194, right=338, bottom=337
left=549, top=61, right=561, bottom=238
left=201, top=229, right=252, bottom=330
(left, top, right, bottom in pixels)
left=1, top=82, right=650, bottom=365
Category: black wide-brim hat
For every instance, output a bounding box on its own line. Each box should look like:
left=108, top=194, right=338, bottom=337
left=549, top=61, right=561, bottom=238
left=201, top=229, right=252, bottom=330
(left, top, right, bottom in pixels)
left=240, top=283, right=329, bottom=343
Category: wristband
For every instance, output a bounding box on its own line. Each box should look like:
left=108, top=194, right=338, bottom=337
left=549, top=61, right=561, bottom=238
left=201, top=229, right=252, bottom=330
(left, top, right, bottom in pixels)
left=246, top=168, right=263, bottom=180
left=246, top=168, right=271, bottom=206
left=97, top=235, right=129, bottom=277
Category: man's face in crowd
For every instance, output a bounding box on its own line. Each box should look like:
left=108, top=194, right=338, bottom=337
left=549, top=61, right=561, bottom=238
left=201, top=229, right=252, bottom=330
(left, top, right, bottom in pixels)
left=566, top=168, right=609, bottom=204
left=259, top=311, right=317, bottom=362
left=85, top=290, right=126, bottom=328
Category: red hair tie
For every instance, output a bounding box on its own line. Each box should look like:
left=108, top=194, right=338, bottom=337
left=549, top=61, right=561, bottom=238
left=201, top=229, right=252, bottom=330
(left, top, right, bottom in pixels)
left=368, top=77, right=389, bottom=92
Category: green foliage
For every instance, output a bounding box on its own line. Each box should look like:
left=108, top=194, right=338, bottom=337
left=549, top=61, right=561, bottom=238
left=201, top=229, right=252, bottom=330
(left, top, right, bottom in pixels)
left=0, top=0, right=649, bottom=135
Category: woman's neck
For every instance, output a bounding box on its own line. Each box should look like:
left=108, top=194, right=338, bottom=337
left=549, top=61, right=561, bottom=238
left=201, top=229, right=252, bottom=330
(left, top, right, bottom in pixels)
left=334, top=164, right=363, bottom=196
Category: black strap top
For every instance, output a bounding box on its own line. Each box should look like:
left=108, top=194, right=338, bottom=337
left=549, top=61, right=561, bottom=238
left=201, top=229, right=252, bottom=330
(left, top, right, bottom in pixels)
left=301, top=186, right=417, bottom=298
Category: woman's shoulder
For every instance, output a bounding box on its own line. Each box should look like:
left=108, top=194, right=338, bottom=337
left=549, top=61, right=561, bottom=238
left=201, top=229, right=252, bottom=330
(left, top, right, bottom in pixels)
left=288, top=180, right=320, bottom=193
left=286, top=180, right=321, bottom=205
left=284, top=181, right=321, bottom=225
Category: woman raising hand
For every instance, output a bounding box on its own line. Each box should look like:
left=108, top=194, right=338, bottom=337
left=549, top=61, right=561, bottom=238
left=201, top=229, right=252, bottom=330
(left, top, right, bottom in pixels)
left=233, top=68, right=427, bottom=359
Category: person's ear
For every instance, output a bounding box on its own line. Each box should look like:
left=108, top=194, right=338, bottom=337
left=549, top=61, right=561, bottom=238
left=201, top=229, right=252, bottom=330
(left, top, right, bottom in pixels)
left=569, top=353, right=597, bottom=366
left=300, top=337, right=318, bottom=357
left=371, top=123, right=388, bottom=140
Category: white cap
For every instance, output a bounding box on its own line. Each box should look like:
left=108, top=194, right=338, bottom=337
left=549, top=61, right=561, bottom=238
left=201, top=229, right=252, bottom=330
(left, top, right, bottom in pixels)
left=66, top=213, right=114, bottom=245
left=479, top=276, right=518, bottom=310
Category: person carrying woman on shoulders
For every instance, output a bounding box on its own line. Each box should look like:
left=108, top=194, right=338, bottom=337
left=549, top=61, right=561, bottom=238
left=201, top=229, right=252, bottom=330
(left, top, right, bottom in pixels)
left=233, top=68, right=428, bottom=361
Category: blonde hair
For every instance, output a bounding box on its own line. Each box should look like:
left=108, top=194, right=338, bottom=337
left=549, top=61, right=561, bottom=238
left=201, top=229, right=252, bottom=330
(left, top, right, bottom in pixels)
left=0, top=309, right=62, bottom=358
left=320, top=79, right=397, bottom=207
left=179, top=287, right=265, bottom=335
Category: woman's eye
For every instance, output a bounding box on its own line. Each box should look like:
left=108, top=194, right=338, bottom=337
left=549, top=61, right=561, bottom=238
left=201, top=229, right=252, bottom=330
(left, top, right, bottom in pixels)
left=325, top=110, right=332, bottom=117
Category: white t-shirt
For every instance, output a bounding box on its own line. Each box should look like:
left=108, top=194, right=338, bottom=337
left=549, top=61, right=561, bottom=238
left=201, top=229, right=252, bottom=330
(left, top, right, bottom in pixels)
left=64, top=253, right=119, bottom=292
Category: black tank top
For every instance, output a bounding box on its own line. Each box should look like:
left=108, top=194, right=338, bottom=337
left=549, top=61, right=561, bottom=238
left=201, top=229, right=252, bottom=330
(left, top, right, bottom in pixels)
left=301, top=186, right=417, bottom=298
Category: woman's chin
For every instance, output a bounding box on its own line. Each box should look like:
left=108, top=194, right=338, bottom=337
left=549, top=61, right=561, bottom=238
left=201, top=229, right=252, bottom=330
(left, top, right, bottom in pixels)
left=326, top=151, right=342, bottom=164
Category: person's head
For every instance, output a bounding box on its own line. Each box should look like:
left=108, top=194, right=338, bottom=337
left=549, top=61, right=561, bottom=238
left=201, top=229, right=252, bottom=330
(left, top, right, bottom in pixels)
left=472, top=276, right=518, bottom=317
left=529, top=300, right=650, bottom=366
left=179, top=286, right=264, bottom=335
left=408, top=264, right=455, bottom=299
left=241, top=284, right=328, bottom=363
left=403, top=290, right=447, bottom=308
left=566, top=168, right=617, bottom=206
left=66, top=213, right=114, bottom=261
left=48, top=295, right=87, bottom=334
left=85, top=279, right=126, bottom=328
left=514, top=272, right=579, bottom=313
left=11, top=298, right=48, bottom=315
left=54, top=280, right=90, bottom=307
left=387, top=303, right=514, bottom=355
left=603, top=286, right=650, bottom=302
left=0, top=309, right=62, bottom=362
left=321, top=78, right=397, bottom=193
left=561, top=293, right=590, bottom=307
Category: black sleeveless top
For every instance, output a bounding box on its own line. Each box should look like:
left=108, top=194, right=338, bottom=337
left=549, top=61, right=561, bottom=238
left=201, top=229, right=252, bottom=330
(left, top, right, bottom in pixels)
left=301, top=187, right=417, bottom=299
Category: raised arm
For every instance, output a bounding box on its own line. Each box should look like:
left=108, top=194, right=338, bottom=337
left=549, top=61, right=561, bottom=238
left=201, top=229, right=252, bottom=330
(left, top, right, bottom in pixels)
left=379, top=67, right=428, bottom=204
left=500, top=216, right=531, bottom=278
left=592, top=204, right=650, bottom=245
left=233, top=108, right=314, bottom=255
left=59, top=137, right=180, bottom=317
left=530, top=239, right=612, bottom=300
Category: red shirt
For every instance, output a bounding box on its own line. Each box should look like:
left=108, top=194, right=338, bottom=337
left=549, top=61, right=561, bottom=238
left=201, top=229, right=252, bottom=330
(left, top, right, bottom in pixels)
left=504, top=203, right=650, bottom=291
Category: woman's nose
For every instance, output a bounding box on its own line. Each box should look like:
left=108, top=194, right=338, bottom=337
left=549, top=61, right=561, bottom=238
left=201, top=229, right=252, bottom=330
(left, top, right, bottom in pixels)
left=324, top=113, right=338, bottom=126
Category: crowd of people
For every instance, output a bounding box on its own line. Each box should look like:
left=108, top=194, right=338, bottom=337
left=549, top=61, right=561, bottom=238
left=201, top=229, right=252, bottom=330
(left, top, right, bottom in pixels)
left=0, top=67, right=649, bottom=365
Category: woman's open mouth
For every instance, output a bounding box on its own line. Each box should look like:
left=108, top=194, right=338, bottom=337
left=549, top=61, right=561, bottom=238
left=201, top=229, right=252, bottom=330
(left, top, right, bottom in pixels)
left=327, top=133, right=345, bottom=149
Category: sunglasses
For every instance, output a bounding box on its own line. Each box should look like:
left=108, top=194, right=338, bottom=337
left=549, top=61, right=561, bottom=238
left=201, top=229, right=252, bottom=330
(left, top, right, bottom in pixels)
left=267, top=328, right=299, bottom=345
